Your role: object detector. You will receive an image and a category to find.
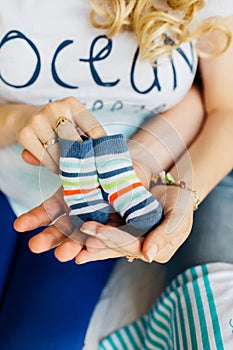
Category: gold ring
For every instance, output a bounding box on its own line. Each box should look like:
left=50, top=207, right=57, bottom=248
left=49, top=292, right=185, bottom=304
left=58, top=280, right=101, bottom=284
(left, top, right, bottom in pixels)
left=55, top=116, right=72, bottom=129
left=43, top=138, right=57, bottom=149
left=126, top=256, right=139, bottom=263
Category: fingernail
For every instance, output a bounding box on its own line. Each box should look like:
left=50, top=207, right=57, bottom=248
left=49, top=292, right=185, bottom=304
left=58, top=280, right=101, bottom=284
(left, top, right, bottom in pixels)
left=75, top=260, right=87, bottom=265
left=145, top=244, right=158, bottom=263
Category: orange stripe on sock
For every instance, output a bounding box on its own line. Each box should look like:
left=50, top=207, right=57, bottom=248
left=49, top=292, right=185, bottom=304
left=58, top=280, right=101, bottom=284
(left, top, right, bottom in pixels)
left=63, top=188, right=97, bottom=196
left=109, top=182, right=143, bottom=205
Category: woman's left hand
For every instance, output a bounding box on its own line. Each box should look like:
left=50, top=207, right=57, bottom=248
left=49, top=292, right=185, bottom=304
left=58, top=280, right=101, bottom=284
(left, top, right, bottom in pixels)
left=14, top=187, right=88, bottom=262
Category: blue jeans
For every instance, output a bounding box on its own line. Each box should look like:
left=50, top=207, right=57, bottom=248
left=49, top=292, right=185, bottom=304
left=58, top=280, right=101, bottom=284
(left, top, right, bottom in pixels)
left=167, top=170, right=233, bottom=282
left=0, top=192, right=115, bottom=350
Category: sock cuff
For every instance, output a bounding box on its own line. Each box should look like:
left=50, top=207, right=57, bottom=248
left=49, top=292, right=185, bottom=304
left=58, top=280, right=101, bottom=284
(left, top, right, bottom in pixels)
left=93, top=134, right=128, bottom=155
left=59, top=138, right=94, bottom=159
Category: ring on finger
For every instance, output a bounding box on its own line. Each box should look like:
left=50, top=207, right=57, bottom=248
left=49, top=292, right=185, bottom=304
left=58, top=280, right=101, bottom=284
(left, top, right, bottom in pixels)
left=126, top=255, right=139, bottom=263
left=55, top=116, right=72, bottom=129
left=43, top=137, right=57, bottom=149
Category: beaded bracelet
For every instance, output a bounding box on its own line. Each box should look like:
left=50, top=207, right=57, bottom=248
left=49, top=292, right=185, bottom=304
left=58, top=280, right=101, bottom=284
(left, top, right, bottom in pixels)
left=151, top=171, right=200, bottom=211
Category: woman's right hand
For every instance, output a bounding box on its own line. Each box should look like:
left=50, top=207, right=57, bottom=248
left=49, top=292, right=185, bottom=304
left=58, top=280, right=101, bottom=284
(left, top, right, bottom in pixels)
left=16, top=97, right=107, bottom=173
left=12, top=97, right=107, bottom=173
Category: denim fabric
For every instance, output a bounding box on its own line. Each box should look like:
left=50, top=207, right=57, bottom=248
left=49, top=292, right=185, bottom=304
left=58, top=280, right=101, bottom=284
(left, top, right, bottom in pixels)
left=167, top=170, right=233, bottom=282
left=0, top=192, right=115, bottom=350
left=0, top=191, right=19, bottom=303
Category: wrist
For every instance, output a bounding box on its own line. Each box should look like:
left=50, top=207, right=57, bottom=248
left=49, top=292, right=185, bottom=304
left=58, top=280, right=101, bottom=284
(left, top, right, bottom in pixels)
left=152, top=171, right=201, bottom=211
left=0, top=104, right=39, bottom=143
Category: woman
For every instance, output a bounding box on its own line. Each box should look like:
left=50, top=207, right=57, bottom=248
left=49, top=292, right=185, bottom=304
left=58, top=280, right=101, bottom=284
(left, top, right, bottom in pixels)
left=1, top=0, right=233, bottom=348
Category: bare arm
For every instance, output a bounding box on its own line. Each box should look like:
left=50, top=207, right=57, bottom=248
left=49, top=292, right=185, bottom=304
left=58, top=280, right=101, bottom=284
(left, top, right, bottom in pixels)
left=13, top=85, right=205, bottom=263
left=128, top=86, right=204, bottom=187
left=169, top=15, right=233, bottom=201
left=76, top=15, right=233, bottom=264
left=14, top=17, right=233, bottom=264
left=0, top=104, right=38, bottom=147
left=141, top=15, right=233, bottom=262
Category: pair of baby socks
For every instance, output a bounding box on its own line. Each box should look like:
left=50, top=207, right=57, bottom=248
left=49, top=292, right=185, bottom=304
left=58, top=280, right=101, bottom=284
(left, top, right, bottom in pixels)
left=59, top=134, right=162, bottom=236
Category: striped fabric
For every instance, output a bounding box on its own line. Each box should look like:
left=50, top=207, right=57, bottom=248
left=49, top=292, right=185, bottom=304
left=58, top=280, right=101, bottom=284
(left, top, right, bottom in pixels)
left=100, top=263, right=233, bottom=349
left=93, top=134, right=163, bottom=236
left=59, top=138, right=110, bottom=226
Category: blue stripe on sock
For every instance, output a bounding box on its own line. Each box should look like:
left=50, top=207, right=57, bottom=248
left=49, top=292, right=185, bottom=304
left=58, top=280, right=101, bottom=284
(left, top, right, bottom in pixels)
left=128, top=204, right=163, bottom=227
left=61, top=170, right=97, bottom=178
left=98, top=166, right=134, bottom=179
left=123, top=196, right=157, bottom=221
left=70, top=199, right=107, bottom=211
left=70, top=210, right=110, bottom=226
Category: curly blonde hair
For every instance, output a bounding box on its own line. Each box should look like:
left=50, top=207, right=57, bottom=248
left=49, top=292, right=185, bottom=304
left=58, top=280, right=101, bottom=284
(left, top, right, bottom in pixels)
left=89, top=0, right=231, bottom=63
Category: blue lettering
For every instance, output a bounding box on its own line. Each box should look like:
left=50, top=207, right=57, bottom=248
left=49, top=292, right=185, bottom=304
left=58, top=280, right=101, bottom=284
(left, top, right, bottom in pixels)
left=176, top=42, right=195, bottom=73
left=80, top=35, right=120, bottom=87
left=151, top=103, right=167, bottom=114
left=51, top=40, right=78, bottom=89
left=130, top=48, right=161, bottom=94
left=164, top=36, right=194, bottom=83
left=132, top=104, right=146, bottom=113
left=0, top=30, right=41, bottom=88
left=170, top=58, right=177, bottom=90
left=111, top=101, right=123, bottom=111
left=92, top=99, right=103, bottom=110
left=165, top=36, right=195, bottom=73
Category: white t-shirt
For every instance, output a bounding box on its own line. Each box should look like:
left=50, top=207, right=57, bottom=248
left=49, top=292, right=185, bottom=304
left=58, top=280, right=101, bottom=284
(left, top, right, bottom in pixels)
left=0, top=0, right=232, bottom=215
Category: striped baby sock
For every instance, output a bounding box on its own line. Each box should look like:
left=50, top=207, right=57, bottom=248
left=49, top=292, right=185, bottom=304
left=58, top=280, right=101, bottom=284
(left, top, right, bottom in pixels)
left=93, top=134, right=163, bottom=236
left=59, top=138, right=110, bottom=227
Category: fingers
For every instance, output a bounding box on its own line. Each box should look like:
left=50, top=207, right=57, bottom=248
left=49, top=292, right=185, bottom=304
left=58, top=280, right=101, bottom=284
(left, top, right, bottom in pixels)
left=46, top=97, right=106, bottom=140
left=81, top=221, right=145, bottom=260
left=142, top=207, right=193, bottom=263
left=56, top=117, right=82, bottom=141
left=67, top=97, right=107, bottom=139
left=20, top=131, right=58, bottom=173
left=18, top=113, right=59, bottom=173
left=28, top=225, right=67, bottom=253
left=153, top=231, right=190, bottom=263
left=14, top=205, right=54, bottom=232
left=75, top=247, right=123, bottom=264
left=22, top=149, right=41, bottom=166
left=18, top=97, right=106, bottom=173
left=138, top=184, right=195, bottom=263
left=14, top=187, right=66, bottom=232
left=28, top=214, right=85, bottom=261
left=54, top=238, right=84, bottom=262
left=84, top=236, right=106, bottom=252
left=54, top=227, right=86, bottom=262
left=76, top=235, right=131, bottom=263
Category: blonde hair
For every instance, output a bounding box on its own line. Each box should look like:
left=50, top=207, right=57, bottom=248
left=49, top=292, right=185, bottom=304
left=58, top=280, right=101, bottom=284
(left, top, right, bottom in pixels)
left=89, top=0, right=231, bottom=63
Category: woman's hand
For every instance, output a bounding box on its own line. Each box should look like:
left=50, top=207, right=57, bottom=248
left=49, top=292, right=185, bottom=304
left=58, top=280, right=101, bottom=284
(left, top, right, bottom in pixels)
left=14, top=187, right=87, bottom=261
left=15, top=97, right=106, bottom=173
left=13, top=160, right=152, bottom=262
left=76, top=184, right=195, bottom=264
left=14, top=180, right=195, bottom=264
left=142, top=184, right=194, bottom=263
